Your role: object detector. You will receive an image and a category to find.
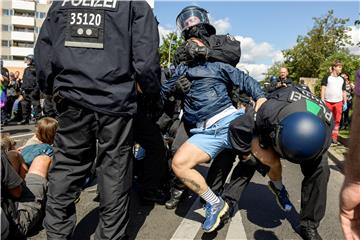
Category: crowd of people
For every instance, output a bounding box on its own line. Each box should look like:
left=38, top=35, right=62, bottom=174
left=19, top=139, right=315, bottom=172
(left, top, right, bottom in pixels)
left=1, top=2, right=359, bottom=240
left=0, top=55, right=56, bottom=129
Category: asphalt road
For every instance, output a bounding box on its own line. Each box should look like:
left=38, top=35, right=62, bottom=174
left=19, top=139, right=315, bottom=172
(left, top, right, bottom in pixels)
left=3, top=124, right=345, bottom=240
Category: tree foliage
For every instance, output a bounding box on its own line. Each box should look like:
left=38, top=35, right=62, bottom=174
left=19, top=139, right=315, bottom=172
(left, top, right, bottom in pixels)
left=280, top=10, right=353, bottom=81
left=159, top=32, right=183, bottom=67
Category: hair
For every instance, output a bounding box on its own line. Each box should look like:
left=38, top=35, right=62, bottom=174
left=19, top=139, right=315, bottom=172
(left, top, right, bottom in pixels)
left=341, top=72, right=350, bottom=79
left=0, top=133, right=16, bottom=151
left=35, top=117, right=59, bottom=144
left=331, top=60, right=343, bottom=69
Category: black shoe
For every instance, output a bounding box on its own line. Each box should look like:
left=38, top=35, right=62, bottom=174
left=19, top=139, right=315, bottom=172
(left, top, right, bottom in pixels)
left=220, top=200, right=235, bottom=225
left=140, top=189, right=168, bottom=205
left=17, top=119, right=29, bottom=125
left=299, top=226, right=322, bottom=240
left=165, top=188, right=185, bottom=209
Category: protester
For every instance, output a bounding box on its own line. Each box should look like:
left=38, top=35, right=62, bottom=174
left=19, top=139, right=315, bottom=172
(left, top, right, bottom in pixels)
left=162, top=6, right=267, bottom=232
left=1, top=59, right=10, bottom=126
left=19, top=117, right=58, bottom=166
left=35, top=1, right=161, bottom=239
left=321, top=60, right=346, bottom=144
left=1, top=131, right=51, bottom=239
left=340, top=72, right=354, bottom=130
left=339, top=68, right=360, bottom=240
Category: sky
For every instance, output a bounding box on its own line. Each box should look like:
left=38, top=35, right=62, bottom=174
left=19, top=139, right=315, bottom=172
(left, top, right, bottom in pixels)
left=153, top=1, right=360, bottom=80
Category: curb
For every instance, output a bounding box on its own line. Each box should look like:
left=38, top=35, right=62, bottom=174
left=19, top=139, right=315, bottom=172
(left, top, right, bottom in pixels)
left=328, top=147, right=345, bottom=172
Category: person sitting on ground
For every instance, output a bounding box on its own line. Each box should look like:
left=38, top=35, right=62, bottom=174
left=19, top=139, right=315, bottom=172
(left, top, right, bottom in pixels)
left=1, top=133, right=52, bottom=239
left=1, top=134, right=29, bottom=179
left=19, top=117, right=58, bottom=166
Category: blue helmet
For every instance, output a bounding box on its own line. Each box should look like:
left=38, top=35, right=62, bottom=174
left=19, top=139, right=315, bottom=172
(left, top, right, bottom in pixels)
left=273, top=112, right=327, bottom=163
left=270, top=75, right=278, bottom=83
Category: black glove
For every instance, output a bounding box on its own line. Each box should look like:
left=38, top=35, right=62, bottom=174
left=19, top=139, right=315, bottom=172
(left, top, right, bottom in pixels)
left=175, top=75, right=192, bottom=95
left=185, top=40, right=209, bottom=60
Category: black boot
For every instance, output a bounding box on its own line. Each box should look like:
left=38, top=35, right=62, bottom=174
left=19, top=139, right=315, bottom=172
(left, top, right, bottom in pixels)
left=299, top=226, right=322, bottom=240
left=165, top=187, right=185, bottom=209
left=140, top=189, right=168, bottom=205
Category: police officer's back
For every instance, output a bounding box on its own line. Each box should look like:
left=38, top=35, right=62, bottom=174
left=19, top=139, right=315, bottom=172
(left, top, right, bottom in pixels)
left=35, top=1, right=161, bottom=239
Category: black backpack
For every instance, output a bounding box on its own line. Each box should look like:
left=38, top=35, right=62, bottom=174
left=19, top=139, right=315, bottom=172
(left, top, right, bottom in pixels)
left=173, top=34, right=241, bottom=67
left=207, top=34, right=241, bottom=67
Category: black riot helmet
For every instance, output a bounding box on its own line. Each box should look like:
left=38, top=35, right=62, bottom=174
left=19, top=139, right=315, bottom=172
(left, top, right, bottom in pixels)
left=176, top=6, right=216, bottom=38
left=24, top=54, right=34, bottom=65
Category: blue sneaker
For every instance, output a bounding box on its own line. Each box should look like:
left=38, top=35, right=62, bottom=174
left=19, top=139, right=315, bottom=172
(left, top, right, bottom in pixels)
left=202, top=198, right=229, bottom=232
left=268, top=181, right=292, bottom=212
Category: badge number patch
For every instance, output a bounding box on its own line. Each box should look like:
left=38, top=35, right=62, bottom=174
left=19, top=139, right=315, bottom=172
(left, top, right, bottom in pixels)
left=65, top=9, right=104, bottom=49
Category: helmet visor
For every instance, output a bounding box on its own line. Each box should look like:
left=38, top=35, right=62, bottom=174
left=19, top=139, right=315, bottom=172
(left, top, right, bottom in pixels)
left=176, top=8, right=210, bottom=33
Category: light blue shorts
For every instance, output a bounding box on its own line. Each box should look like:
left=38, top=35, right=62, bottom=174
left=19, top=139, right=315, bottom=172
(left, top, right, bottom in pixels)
left=187, top=109, right=245, bottom=159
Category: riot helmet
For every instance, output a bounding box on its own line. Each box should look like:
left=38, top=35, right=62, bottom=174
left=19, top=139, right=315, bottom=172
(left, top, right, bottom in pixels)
left=270, top=75, right=278, bottom=83
left=176, top=6, right=215, bottom=37
left=24, top=54, right=34, bottom=65
left=273, top=112, right=327, bottom=164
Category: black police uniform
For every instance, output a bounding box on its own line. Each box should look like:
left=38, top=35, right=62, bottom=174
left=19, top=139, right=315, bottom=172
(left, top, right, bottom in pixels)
left=34, top=1, right=161, bottom=239
left=21, top=64, right=41, bottom=122
left=228, top=85, right=334, bottom=233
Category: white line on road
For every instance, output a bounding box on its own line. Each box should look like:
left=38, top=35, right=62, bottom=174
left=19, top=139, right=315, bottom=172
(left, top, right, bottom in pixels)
left=225, top=210, right=248, bottom=240
left=170, top=198, right=203, bottom=240
left=11, top=133, right=34, bottom=139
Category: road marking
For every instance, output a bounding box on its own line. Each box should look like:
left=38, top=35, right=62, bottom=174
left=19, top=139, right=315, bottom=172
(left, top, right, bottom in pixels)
left=11, top=133, right=34, bottom=139
left=225, top=210, right=248, bottom=240
left=170, top=198, right=203, bottom=240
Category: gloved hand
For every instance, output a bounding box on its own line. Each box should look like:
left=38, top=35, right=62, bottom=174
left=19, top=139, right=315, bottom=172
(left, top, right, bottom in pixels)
left=185, top=39, right=209, bottom=60
left=343, top=102, right=348, bottom=112
left=175, top=75, right=192, bottom=95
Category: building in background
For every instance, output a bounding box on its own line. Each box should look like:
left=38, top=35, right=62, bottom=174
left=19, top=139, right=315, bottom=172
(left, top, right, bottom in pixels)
left=1, top=0, right=51, bottom=74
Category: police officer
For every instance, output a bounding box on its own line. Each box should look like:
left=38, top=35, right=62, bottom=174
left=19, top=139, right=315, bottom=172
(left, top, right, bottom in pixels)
left=19, top=55, right=41, bottom=124
left=34, top=1, right=161, bottom=239
left=229, top=85, right=334, bottom=240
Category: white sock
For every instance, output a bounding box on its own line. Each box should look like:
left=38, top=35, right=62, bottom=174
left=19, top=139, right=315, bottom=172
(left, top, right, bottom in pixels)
left=200, top=188, right=220, bottom=205
left=271, top=180, right=284, bottom=190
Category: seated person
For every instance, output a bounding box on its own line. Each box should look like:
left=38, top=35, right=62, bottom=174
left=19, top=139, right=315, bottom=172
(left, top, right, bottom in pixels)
left=19, top=117, right=58, bottom=166
left=1, top=146, right=52, bottom=239
left=0, top=134, right=28, bottom=179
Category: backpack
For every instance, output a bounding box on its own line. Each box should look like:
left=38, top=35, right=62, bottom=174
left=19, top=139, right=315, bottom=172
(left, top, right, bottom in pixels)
left=207, top=34, right=241, bottom=67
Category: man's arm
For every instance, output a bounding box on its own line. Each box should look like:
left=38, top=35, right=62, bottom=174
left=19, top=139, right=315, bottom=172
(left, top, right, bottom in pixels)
left=320, top=76, right=328, bottom=101
left=220, top=64, right=266, bottom=111
left=131, top=1, right=161, bottom=97
left=34, top=5, right=55, bottom=95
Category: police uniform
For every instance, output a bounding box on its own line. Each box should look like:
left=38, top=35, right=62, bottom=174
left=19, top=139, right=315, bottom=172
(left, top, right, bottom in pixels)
left=228, top=85, right=334, bottom=234
left=34, top=1, right=160, bottom=239
left=21, top=64, right=41, bottom=122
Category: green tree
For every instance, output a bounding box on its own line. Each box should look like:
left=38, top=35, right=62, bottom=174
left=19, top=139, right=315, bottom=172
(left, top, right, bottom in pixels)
left=281, top=10, right=352, bottom=81
left=159, top=32, right=183, bottom=68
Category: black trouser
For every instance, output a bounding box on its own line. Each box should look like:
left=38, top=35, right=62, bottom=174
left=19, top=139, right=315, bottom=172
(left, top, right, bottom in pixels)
left=299, top=153, right=330, bottom=229
left=21, top=89, right=41, bottom=120
left=206, top=150, right=256, bottom=208
left=43, top=94, right=57, bottom=118
left=134, top=111, right=167, bottom=192
left=44, top=102, right=133, bottom=240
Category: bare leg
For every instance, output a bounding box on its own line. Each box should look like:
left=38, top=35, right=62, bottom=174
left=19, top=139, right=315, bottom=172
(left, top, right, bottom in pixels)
left=28, top=155, right=52, bottom=179
left=172, top=142, right=212, bottom=195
